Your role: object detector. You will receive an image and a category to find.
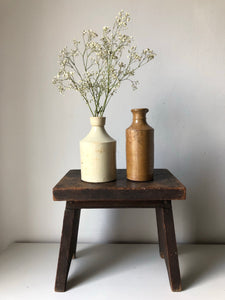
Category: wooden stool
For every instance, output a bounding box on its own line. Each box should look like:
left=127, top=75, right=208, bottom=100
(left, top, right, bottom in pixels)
left=53, top=169, right=186, bottom=292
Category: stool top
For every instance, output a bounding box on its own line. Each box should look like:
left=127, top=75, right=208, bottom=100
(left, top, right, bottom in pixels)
left=53, top=169, right=186, bottom=204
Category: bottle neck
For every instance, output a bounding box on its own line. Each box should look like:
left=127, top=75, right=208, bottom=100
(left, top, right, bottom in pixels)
left=90, top=117, right=105, bottom=127
left=132, top=118, right=148, bottom=126
left=131, top=108, right=148, bottom=126
left=89, top=117, right=106, bottom=136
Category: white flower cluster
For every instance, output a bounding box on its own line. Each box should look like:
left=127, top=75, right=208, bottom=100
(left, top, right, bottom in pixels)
left=52, top=10, right=156, bottom=117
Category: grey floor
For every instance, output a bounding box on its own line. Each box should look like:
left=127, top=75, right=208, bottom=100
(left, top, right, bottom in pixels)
left=0, top=243, right=224, bottom=299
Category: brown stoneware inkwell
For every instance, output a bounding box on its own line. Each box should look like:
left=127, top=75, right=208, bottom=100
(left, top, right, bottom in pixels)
left=126, top=108, right=154, bottom=181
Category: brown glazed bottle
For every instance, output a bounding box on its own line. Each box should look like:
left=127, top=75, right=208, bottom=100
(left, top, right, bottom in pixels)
left=126, top=108, right=154, bottom=181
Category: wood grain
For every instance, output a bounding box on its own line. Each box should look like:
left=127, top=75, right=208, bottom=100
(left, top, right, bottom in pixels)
left=156, top=207, right=165, bottom=259
left=53, top=169, right=186, bottom=203
left=159, top=201, right=182, bottom=292
left=53, top=169, right=185, bottom=292
left=55, top=206, right=81, bottom=292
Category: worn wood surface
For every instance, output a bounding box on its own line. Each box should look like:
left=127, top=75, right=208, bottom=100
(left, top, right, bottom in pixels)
left=156, top=207, right=165, bottom=259
left=53, top=169, right=185, bottom=292
left=158, top=201, right=182, bottom=292
left=55, top=206, right=81, bottom=292
left=53, top=169, right=186, bottom=204
left=66, top=200, right=171, bottom=209
left=72, top=208, right=80, bottom=259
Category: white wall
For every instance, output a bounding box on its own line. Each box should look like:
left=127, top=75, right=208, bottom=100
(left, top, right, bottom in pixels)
left=0, top=0, right=225, bottom=251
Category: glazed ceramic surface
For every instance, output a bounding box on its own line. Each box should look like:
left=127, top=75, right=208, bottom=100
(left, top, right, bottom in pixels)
left=126, top=108, right=154, bottom=181
left=80, top=117, right=116, bottom=183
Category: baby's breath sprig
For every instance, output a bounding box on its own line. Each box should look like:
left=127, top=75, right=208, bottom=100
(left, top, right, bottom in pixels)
left=52, top=10, right=156, bottom=117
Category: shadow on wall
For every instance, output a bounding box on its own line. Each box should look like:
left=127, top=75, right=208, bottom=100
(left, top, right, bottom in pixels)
left=103, top=208, right=158, bottom=243
left=0, top=1, right=44, bottom=251
left=0, top=75, right=31, bottom=252
left=180, top=140, right=224, bottom=243
left=166, top=97, right=224, bottom=244
left=101, top=96, right=224, bottom=244
left=179, top=97, right=224, bottom=243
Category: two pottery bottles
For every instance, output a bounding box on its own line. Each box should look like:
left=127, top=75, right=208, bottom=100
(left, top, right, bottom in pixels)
left=80, top=108, right=154, bottom=183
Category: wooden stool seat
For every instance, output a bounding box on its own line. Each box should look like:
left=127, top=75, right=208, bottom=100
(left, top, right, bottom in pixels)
left=53, top=169, right=186, bottom=292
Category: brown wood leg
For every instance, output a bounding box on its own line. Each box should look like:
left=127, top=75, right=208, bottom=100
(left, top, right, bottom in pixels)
left=155, top=207, right=165, bottom=258
left=72, top=209, right=81, bottom=259
left=159, top=201, right=181, bottom=292
left=55, top=204, right=81, bottom=292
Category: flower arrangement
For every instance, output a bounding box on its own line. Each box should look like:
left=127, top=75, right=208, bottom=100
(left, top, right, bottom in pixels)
left=52, top=10, right=156, bottom=117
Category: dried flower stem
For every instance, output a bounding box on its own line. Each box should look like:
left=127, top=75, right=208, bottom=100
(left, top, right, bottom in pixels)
left=52, top=10, right=156, bottom=117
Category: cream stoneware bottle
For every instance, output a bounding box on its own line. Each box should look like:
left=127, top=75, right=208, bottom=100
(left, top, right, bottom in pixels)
left=80, top=117, right=116, bottom=183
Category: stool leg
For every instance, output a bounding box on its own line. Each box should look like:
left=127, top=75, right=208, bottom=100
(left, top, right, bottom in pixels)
left=72, top=209, right=81, bottom=259
left=155, top=207, right=165, bottom=258
left=55, top=204, right=81, bottom=292
left=159, top=201, right=181, bottom=292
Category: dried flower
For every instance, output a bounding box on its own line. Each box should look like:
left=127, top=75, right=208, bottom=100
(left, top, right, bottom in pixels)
left=52, top=10, right=156, bottom=117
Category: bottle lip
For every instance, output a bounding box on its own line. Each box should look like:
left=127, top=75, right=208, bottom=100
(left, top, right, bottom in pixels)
left=131, top=108, right=149, bottom=114
left=90, top=117, right=106, bottom=126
